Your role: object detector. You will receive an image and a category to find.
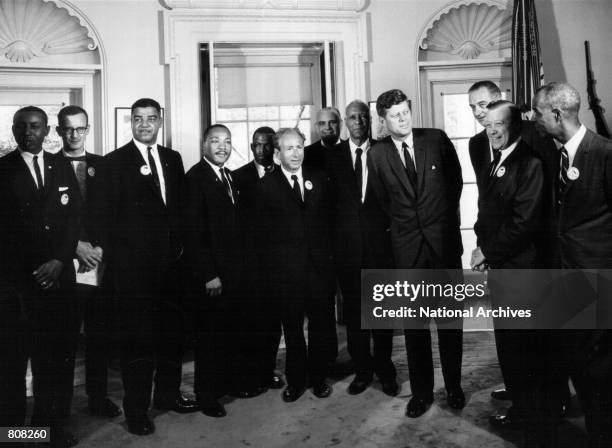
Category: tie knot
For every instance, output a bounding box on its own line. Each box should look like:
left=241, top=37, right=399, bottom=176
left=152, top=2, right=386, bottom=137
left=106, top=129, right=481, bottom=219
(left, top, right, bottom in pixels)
left=291, top=174, right=298, bottom=182
left=355, top=147, right=363, bottom=156
left=33, top=155, right=38, bottom=161
left=402, top=142, right=408, bottom=150
left=147, top=146, right=153, bottom=153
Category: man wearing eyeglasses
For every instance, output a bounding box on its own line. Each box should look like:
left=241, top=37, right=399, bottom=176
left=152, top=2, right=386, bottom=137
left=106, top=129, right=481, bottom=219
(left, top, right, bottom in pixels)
left=96, top=98, right=197, bottom=436
left=55, top=106, right=122, bottom=421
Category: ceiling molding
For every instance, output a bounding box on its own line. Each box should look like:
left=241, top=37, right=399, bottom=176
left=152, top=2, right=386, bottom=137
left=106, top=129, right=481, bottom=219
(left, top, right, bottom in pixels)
left=160, top=0, right=367, bottom=12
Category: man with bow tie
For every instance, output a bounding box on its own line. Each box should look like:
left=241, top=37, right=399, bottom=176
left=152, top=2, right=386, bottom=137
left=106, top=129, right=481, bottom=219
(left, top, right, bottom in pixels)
left=54, top=105, right=121, bottom=421
left=0, top=106, right=81, bottom=447
left=183, top=124, right=245, bottom=418
left=254, top=127, right=335, bottom=403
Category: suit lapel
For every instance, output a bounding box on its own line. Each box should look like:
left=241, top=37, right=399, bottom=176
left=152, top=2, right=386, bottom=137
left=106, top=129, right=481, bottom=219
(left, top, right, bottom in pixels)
left=385, top=138, right=416, bottom=198
left=275, top=168, right=303, bottom=207
left=12, top=150, right=40, bottom=198
left=339, top=144, right=361, bottom=204
left=484, top=140, right=524, bottom=192
left=128, top=142, right=165, bottom=204
left=563, top=131, right=591, bottom=196
left=200, top=159, right=235, bottom=206
left=413, top=131, right=427, bottom=194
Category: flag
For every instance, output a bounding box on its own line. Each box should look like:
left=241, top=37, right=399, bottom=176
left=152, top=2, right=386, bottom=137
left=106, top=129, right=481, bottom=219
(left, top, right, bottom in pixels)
left=512, top=0, right=545, bottom=113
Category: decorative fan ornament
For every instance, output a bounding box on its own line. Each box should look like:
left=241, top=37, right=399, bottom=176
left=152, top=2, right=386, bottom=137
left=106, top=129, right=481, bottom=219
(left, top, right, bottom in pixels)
left=0, top=0, right=96, bottom=62
left=421, top=3, right=512, bottom=59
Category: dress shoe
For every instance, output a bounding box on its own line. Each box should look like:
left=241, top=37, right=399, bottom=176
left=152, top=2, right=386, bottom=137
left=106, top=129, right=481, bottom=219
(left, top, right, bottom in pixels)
left=232, top=386, right=266, bottom=399
left=126, top=415, right=155, bottom=436
left=282, top=386, right=306, bottom=402
left=381, top=378, right=399, bottom=397
left=489, top=407, right=523, bottom=429
left=268, top=374, right=285, bottom=389
left=154, top=394, right=199, bottom=414
left=312, top=382, right=333, bottom=398
left=200, top=399, right=226, bottom=417
left=405, top=396, right=433, bottom=418
left=491, top=388, right=511, bottom=401
left=446, top=388, right=466, bottom=410
left=348, top=375, right=372, bottom=395
left=88, top=397, right=122, bottom=417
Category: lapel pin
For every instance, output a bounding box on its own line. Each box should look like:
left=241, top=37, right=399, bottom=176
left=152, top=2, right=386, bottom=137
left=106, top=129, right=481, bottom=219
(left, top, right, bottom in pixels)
left=431, top=164, right=436, bottom=170
left=305, top=180, right=313, bottom=190
left=496, top=166, right=506, bottom=177
left=567, top=167, right=580, bottom=180
left=140, top=165, right=151, bottom=175
left=87, top=167, right=95, bottom=177
left=60, top=193, right=69, bottom=205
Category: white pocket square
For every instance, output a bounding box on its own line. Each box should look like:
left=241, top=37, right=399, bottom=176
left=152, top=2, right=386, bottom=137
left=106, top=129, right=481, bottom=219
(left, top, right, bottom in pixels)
left=59, top=186, right=69, bottom=191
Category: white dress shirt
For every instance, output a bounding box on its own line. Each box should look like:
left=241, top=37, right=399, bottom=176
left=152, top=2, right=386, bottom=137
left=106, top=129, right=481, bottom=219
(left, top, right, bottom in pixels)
left=281, top=166, right=304, bottom=200
left=349, top=138, right=370, bottom=202
left=133, top=139, right=166, bottom=204
left=491, top=137, right=521, bottom=175
left=555, top=124, right=587, bottom=167
left=19, top=149, right=45, bottom=188
left=391, top=133, right=416, bottom=169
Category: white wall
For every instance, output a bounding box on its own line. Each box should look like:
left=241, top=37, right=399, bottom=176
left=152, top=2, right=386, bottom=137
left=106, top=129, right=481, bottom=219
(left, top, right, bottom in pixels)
left=72, top=0, right=166, bottom=152
left=69, top=0, right=612, bottom=157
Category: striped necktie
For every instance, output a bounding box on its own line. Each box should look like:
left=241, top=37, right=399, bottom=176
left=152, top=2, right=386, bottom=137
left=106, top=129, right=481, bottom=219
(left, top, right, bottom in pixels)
left=559, top=146, right=569, bottom=194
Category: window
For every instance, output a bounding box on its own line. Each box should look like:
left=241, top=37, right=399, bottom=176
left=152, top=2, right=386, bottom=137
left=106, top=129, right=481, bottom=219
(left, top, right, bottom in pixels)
left=201, top=42, right=332, bottom=170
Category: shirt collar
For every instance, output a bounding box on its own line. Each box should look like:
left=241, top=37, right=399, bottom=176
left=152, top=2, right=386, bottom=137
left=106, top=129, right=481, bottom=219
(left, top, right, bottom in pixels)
left=62, top=148, right=86, bottom=158
left=18, top=148, right=43, bottom=162
left=281, top=165, right=303, bottom=184
left=556, top=124, right=587, bottom=157
left=348, top=138, right=370, bottom=154
left=321, top=138, right=341, bottom=148
left=202, top=155, right=224, bottom=175
left=133, top=138, right=157, bottom=154
left=391, top=133, right=414, bottom=152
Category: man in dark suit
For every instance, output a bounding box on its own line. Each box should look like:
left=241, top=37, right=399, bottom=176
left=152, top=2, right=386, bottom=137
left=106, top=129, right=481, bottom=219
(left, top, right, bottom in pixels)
left=97, top=98, right=197, bottom=436
left=470, top=100, right=549, bottom=444
left=0, top=106, right=81, bottom=447
left=303, top=107, right=342, bottom=169
left=327, top=100, right=396, bottom=395
left=234, top=126, right=284, bottom=392
left=183, top=124, right=246, bottom=417
left=533, top=82, right=612, bottom=448
left=55, top=105, right=121, bottom=420
left=368, top=89, right=465, bottom=418
left=255, top=127, right=335, bottom=402
left=468, top=81, right=568, bottom=428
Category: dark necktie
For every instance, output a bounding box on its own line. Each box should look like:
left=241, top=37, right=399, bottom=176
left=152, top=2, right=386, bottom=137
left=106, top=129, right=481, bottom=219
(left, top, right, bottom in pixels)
left=219, top=167, right=234, bottom=203
left=489, top=149, right=502, bottom=176
left=147, top=146, right=162, bottom=198
left=32, top=155, right=44, bottom=193
left=67, top=155, right=86, bottom=162
left=291, top=174, right=303, bottom=202
left=402, top=142, right=417, bottom=187
left=559, top=146, right=569, bottom=194
left=74, top=161, right=87, bottom=199
left=355, top=147, right=363, bottom=201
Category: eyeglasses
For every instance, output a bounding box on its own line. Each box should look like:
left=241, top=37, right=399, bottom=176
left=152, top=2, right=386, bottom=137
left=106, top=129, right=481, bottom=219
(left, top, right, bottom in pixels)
left=60, top=127, right=88, bottom=135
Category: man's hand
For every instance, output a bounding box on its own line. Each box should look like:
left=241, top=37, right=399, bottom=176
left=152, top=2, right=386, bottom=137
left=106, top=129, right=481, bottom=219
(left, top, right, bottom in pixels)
left=33, top=259, right=64, bottom=290
left=76, top=241, right=103, bottom=272
left=205, top=277, right=222, bottom=296
left=471, top=247, right=487, bottom=271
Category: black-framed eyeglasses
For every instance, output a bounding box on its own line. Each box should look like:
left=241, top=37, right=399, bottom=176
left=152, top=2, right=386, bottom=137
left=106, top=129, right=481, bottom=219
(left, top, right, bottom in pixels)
left=60, top=127, right=88, bottom=135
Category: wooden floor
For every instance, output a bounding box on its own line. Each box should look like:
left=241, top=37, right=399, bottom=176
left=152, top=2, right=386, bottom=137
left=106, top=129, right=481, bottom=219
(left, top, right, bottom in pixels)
left=37, top=328, right=591, bottom=448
